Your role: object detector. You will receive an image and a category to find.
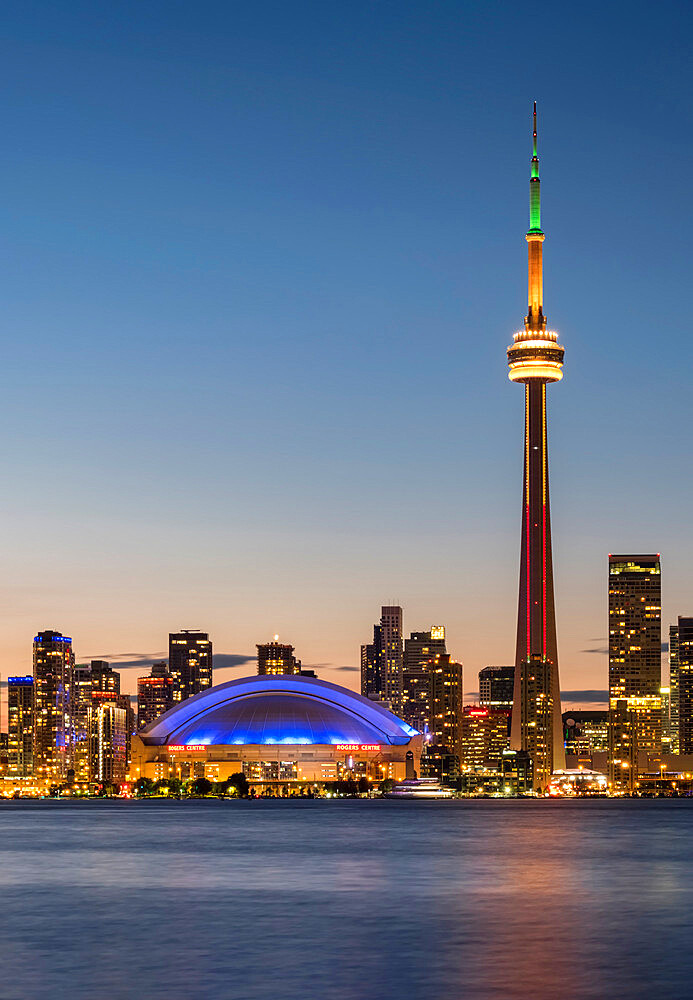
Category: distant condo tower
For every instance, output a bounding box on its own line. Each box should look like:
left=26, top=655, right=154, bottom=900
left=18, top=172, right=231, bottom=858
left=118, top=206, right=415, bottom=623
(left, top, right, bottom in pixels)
left=508, top=104, right=565, bottom=786
left=170, top=630, right=213, bottom=703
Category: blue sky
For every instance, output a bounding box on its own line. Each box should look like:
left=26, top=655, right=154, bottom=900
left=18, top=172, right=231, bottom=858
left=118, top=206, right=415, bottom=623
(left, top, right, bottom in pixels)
left=0, top=1, right=692, bottom=709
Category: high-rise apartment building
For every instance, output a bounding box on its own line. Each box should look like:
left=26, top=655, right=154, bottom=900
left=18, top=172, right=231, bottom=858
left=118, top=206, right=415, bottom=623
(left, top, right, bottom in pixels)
left=360, top=607, right=403, bottom=711
left=401, top=627, right=447, bottom=732
left=85, top=662, right=133, bottom=781
left=33, top=630, right=75, bottom=781
left=429, top=653, right=464, bottom=759
left=660, top=687, right=674, bottom=753
left=138, top=662, right=174, bottom=729
left=381, top=607, right=404, bottom=713
left=669, top=624, right=680, bottom=751
left=93, top=701, right=128, bottom=785
left=170, top=631, right=213, bottom=703
left=73, top=664, right=93, bottom=782
left=608, top=555, right=662, bottom=789
left=67, top=659, right=130, bottom=783
left=403, top=628, right=447, bottom=672
left=8, top=677, right=34, bottom=777
left=507, top=105, right=566, bottom=787
left=459, top=706, right=510, bottom=771
left=89, top=660, right=120, bottom=695
left=479, top=666, right=514, bottom=709
left=73, top=660, right=123, bottom=782
left=361, top=626, right=383, bottom=701
left=674, top=617, right=693, bottom=753
left=257, top=640, right=301, bottom=676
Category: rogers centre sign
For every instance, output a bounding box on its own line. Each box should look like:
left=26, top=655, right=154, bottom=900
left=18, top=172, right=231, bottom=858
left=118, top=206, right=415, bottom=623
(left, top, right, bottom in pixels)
left=335, top=744, right=381, bottom=752
left=167, top=745, right=206, bottom=752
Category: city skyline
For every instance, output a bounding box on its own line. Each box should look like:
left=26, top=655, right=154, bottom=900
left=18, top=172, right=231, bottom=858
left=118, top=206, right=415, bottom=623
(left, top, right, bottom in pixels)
left=5, top=6, right=693, bottom=999
left=1, top=4, right=692, bottom=710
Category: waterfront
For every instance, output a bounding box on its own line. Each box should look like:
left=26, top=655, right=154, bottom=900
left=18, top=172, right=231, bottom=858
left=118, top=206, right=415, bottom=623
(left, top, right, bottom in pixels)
left=1, top=800, right=692, bottom=999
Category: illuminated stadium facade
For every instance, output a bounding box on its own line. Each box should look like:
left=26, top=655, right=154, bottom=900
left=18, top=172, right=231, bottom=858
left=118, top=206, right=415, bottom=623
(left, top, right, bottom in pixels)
left=130, top=674, right=423, bottom=788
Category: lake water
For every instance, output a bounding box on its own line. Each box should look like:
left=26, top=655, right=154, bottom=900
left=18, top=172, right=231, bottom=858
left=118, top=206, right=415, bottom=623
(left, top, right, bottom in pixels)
left=1, top=798, right=692, bottom=999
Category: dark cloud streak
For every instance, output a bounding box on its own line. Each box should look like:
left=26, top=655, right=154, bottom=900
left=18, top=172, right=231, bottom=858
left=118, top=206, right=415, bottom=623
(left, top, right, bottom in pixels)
left=213, top=654, right=256, bottom=669
left=561, top=690, right=609, bottom=703
left=84, top=651, right=256, bottom=671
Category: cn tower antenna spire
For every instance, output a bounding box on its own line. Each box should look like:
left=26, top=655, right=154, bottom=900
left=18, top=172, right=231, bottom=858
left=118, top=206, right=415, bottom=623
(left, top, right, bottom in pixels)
left=529, top=102, right=541, bottom=231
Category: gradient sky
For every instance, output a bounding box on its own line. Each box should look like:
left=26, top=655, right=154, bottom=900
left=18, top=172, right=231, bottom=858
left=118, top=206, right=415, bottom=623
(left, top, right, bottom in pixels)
left=1, top=1, right=692, bottom=716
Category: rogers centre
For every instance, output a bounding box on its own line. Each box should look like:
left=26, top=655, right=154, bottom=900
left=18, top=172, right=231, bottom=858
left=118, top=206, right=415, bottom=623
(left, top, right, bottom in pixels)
left=130, top=674, right=423, bottom=789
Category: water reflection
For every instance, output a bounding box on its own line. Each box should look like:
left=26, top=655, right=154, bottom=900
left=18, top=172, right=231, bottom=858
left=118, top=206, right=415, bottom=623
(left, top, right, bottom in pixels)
left=1, top=799, right=692, bottom=999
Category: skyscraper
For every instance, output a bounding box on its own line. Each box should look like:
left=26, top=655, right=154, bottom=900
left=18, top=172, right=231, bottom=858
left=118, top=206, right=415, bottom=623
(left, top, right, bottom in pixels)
left=257, top=639, right=301, bottom=675
left=73, top=664, right=93, bottom=782
left=84, top=661, right=133, bottom=782
left=381, top=607, right=404, bottom=713
left=401, top=627, right=447, bottom=732
left=360, top=626, right=382, bottom=700
left=608, top=554, right=662, bottom=789
left=674, top=617, right=693, bottom=753
left=93, top=701, right=128, bottom=785
left=137, top=662, right=174, bottom=729
left=479, top=666, right=514, bottom=710
left=169, top=630, right=213, bottom=703
left=73, top=659, right=122, bottom=782
left=89, top=660, right=120, bottom=695
left=7, top=677, right=34, bottom=777
left=669, top=623, right=680, bottom=751
left=660, top=687, right=674, bottom=753
left=459, top=706, right=510, bottom=771
left=33, top=630, right=75, bottom=781
left=429, top=653, right=464, bottom=760
left=507, top=105, right=565, bottom=787
left=360, top=607, right=404, bottom=711
left=404, top=628, right=447, bottom=672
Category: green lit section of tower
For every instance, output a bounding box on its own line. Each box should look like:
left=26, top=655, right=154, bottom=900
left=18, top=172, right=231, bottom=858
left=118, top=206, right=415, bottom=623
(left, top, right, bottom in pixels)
left=529, top=105, right=541, bottom=232
left=507, top=104, right=565, bottom=789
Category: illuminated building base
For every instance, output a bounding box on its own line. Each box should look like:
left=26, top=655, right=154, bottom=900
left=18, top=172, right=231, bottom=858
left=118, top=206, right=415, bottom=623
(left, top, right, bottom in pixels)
left=130, top=738, right=422, bottom=789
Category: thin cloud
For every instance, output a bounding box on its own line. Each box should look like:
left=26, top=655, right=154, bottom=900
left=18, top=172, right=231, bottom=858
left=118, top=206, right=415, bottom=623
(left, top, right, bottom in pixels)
left=581, top=642, right=669, bottom=655
left=561, top=690, right=609, bottom=703
left=85, top=652, right=167, bottom=669
left=301, top=662, right=358, bottom=673
left=84, top=651, right=256, bottom=671
left=213, top=654, right=256, bottom=669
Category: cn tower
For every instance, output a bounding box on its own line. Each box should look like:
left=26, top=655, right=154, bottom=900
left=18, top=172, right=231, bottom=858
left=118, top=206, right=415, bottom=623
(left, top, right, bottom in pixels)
left=507, top=104, right=565, bottom=787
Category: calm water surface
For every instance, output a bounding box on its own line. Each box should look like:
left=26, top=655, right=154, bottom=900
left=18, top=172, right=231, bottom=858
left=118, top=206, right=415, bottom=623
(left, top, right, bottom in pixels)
left=1, top=798, right=692, bottom=999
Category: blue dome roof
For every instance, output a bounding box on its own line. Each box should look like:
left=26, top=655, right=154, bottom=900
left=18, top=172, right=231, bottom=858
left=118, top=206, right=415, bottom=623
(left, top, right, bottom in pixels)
left=140, top=674, right=418, bottom=747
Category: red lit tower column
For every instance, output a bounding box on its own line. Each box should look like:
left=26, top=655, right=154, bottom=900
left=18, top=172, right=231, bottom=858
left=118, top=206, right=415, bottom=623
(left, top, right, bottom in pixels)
left=507, top=105, right=565, bottom=787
